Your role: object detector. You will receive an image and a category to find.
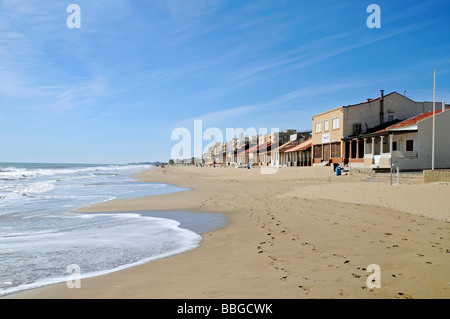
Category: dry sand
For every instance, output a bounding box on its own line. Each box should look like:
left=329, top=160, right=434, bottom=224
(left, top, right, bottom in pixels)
left=5, top=166, right=450, bottom=299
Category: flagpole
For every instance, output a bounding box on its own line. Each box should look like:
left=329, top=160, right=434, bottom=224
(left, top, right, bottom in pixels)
left=432, top=69, right=436, bottom=171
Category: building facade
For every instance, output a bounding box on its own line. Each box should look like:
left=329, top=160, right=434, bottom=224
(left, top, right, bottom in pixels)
left=312, top=91, right=439, bottom=167
left=361, top=108, right=450, bottom=170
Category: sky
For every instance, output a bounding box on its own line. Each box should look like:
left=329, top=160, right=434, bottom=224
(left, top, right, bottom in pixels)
left=0, top=0, right=449, bottom=164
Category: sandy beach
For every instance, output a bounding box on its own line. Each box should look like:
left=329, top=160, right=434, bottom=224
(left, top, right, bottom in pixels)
left=5, top=166, right=450, bottom=299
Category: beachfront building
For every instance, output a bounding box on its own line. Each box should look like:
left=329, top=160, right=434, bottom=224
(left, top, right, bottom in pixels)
left=247, top=143, right=260, bottom=165
left=360, top=107, right=450, bottom=171
left=236, top=134, right=250, bottom=165
left=236, top=148, right=248, bottom=165
left=276, top=129, right=298, bottom=146
left=225, top=138, right=237, bottom=165
left=257, top=133, right=272, bottom=166
left=214, top=143, right=227, bottom=165
left=246, top=135, right=259, bottom=166
left=312, top=91, right=440, bottom=167
left=202, top=142, right=222, bottom=165
left=203, top=146, right=213, bottom=165
left=271, top=131, right=311, bottom=166
left=266, top=130, right=293, bottom=167
left=270, top=141, right=293, bottom=167
left=283, top=138, right=313, bottom=166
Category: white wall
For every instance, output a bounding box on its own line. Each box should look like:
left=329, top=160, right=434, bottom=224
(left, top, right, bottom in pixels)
left=343, top=92, right=435, bottom=137
left=418, top=109, right=450, bottom=169
left=391, top=132, right=419, bottom=170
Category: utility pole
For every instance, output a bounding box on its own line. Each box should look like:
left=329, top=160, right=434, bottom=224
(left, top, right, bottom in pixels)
left=390, top=134, right=393, bottom=186
left=432, top=69, right=436, bottom=171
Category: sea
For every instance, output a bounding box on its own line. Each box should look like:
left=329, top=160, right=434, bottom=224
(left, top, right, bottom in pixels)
left=0, top=162, right=227, bottom=297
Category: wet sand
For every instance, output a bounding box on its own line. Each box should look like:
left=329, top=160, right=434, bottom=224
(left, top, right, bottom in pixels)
left=5, top=166, right=450, bottom=299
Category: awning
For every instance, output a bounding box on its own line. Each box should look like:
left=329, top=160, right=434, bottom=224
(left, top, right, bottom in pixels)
left=283, top=138, right=312, bottom=153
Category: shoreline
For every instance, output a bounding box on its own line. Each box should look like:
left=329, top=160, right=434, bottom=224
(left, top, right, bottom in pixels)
left=0, top=168, right=227, bottom=298
left=4, top=166, right=450, bottom=299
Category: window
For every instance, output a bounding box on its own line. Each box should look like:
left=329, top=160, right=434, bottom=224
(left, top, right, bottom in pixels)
left=392, top=141, right=397, bottom=151
left=387, top=112, right=395, bottom=122
left=331, top=142, right=341, bottom=158
left=313, top=145, right=322, bottom=158
left=353, top=123, right=362, bottom=135
left=315, top=122, right=322, bottom=133
left=332, top=117, right=340, bottom=130
left=324, top=120, right=329, bottom=131
left=406, top=140, right=414, bottom=152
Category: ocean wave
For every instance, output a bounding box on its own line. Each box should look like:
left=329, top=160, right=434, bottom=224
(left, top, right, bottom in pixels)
left=0, top=213, right=202, bottom=297
left=25, top=181, right=55, bottom=195
left=7, top=181, right=57, bottom=198
left=0, top=164, right=151, bottom=181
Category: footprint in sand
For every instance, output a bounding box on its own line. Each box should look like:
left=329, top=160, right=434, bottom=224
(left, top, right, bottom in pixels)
left=206, top=290, right=225, bottom=298
left=298, top=286, right=310, bottom=294
left=398, top=292, right=414, bottom=299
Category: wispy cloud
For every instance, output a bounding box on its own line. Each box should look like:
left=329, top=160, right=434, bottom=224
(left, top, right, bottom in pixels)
left=171, top=23, right=419, bottom=105
left=178, top=78, right=376, bottom=128
left=1, top=0, right=448, bottom=163
left=0, top=1, right=119, bottom=113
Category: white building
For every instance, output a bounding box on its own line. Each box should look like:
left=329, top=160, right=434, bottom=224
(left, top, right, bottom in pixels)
left=312, top=91, right=441, bottom=167
left=361, top=107, right=450, bottom=171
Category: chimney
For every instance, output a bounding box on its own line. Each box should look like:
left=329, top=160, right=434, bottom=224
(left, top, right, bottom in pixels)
left=380, top=90, right=384, bottom=126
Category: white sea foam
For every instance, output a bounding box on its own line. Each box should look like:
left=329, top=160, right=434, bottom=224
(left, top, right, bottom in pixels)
left=16, top=180, right=56, bottom=197
left=0, top=213, right=202, bottom=297
left=0, top=163, right=213, bottom=297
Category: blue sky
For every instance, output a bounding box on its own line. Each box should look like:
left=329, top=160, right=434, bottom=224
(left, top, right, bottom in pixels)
left=1, top=0, right=449, bottom=164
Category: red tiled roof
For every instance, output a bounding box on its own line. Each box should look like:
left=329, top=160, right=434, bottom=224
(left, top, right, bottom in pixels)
left=237, top=142, right=270, bottom=156
left=375, top=109, right=447, bottom=134
left=236, top=150, right=246, bottom=156
left=238, top=144, right=260, bottom=156
left=284, top=138, right=312, bottom=153
left=247, top=143, right=259, bottom=153
left=270, top=140, right=298, bottom=153
left=258, top=142, right=274, bottom=153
